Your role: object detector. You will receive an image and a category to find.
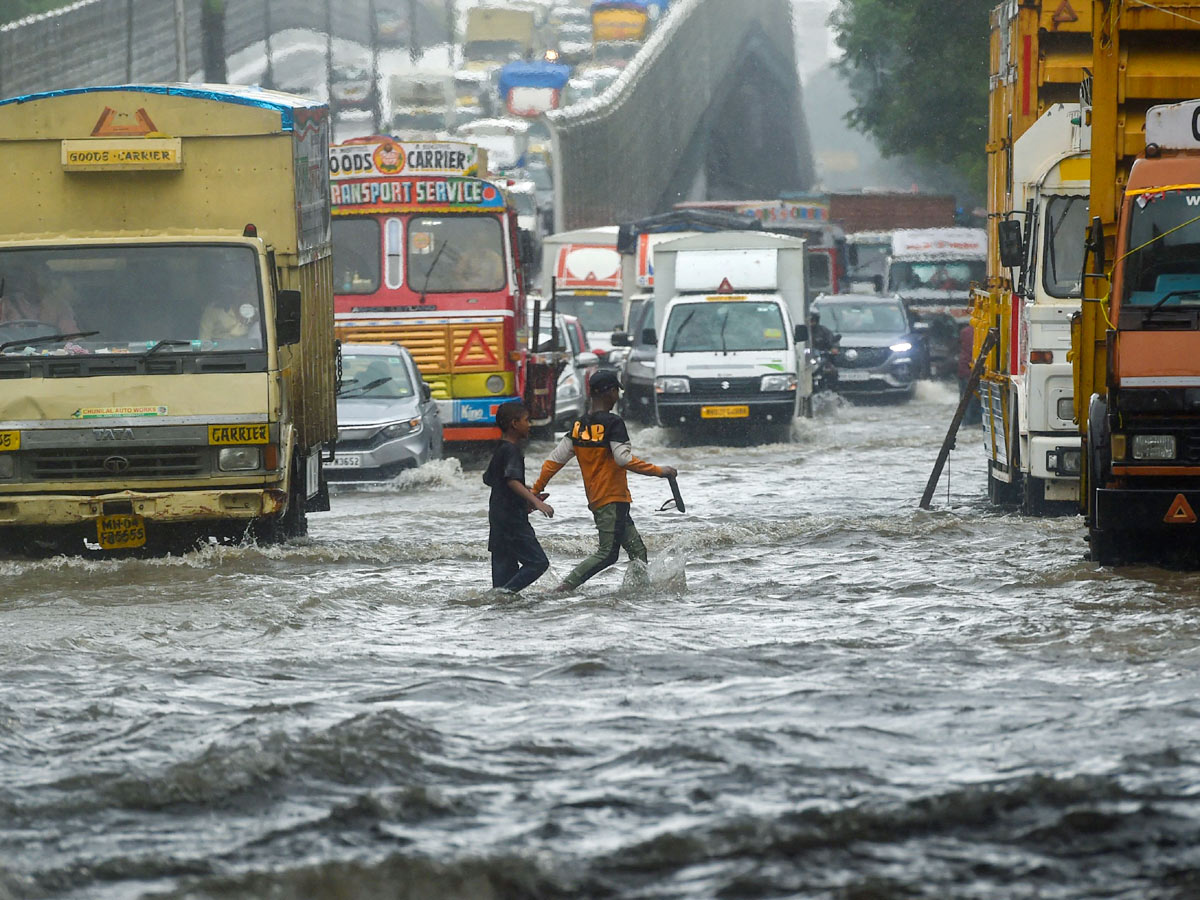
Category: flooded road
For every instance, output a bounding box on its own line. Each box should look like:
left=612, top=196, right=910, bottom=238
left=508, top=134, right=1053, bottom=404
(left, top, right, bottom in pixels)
left=5, top=383, right=1200, bottom=899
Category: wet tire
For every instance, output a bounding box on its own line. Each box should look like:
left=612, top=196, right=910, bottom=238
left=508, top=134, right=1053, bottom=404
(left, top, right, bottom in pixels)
left=250, top=457, right=308, bottom=545
left=987, top=467, right=1020, bottom=506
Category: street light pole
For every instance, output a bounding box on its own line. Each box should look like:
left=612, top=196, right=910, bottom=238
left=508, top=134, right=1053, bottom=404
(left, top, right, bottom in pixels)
left=174, top=0, right=188, bottom=81
left=369, top=0, right=380, bottom=133
left=264, top=0, right=274, bottom=90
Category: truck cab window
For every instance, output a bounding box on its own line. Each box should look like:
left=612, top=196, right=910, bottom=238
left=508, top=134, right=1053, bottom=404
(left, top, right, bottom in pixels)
left=1122, top=189, right=1200, bottom=308
left=1042, top=195, right=1087, bottom=298
left=408, top=217, right=506, bottom=294
left=333, top=218, right=381, bottom=294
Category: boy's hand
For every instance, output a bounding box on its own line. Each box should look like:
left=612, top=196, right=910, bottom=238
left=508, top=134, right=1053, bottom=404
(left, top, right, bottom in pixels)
left=536, top=492, right=550, bottom=501
left=534, top=499, right=554, bottom=518
left=659, top=466, right=678, bottom=479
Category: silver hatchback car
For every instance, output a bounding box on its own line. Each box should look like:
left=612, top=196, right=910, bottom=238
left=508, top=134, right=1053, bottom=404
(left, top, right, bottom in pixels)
left=327, top=344, right=443, bottom=482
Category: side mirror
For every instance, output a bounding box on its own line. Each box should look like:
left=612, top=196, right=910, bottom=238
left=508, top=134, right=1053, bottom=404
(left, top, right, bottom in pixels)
left=793, top=323, right=809, bottom=343
left=641, top=327, right=657, bottom=346
left=610, top=330, right=633, bottom=347
left=518, top=230, right=537, bottom=278
left=421, top=381, right=433, bottom=401
left=1087, top=215, right=1106, bottom=274
left=575, top=351, right=600, bottom=367
left=872, top=275, right=884, bottom=294
left=997, top=218, right=1025, bottom=268
left=275, top=289, right=302, bottom=346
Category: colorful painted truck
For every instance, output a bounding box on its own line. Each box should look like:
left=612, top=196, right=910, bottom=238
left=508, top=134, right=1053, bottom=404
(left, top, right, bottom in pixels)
left=0, top=85, right=336, bottom=554
left=328, top=137, right=547, bottom=442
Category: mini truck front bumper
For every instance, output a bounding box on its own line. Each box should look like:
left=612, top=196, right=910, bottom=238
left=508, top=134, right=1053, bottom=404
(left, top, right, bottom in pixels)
left=0, top=486, right=286, bottom=527
left=655, top=394, right=796, bottom=426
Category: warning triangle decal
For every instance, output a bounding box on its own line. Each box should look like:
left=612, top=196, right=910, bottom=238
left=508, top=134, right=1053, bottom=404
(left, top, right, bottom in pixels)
left=91, top=106, right=159, bottom=137
left=1052, top=1, right=1078, bottom=24
left=717, top=277, right=734, bottom=293
left=1164, top=493, right=1197, bottom=525
left=455, top=328, right=499, bottom=367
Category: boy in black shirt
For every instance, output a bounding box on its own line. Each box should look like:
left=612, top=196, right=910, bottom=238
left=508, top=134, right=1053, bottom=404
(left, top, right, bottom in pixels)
left=483, top=401, right=554, bottom=593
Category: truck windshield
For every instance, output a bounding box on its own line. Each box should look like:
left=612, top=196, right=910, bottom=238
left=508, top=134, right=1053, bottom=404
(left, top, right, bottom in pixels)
left=0, top=244, right=263, bottom=354
left=887, top=260, right=984, bottom=294
left=556, top=295, right=622, bottom=334
left=408, top=216, right=506, bottom=294
left=464, top=40, right=525, bottom=61
left=1121, top=188, right=1200, bottom=307
left=1043, top=195, right=1087, bottom=298
left=817, top=301, right=907, bottom=334
left=333, top=219, right=381, bottom=294
left=663, top=301, right=787, bottom=353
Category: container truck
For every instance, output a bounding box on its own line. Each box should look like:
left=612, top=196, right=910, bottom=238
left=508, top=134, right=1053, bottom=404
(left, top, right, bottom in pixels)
left=1073, top=0, right=1200, bottom=563
left=649, top=231, right=812, bottom=438
left=0, top=85, right=336, bottom=554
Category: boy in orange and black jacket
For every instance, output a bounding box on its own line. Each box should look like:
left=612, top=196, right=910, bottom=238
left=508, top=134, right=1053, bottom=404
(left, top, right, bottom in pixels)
left=532, top=370, right=677, bottom=590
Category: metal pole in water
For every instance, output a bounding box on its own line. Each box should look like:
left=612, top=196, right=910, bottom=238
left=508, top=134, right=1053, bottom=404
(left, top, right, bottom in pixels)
left=919, top=328, right=998, bottom=510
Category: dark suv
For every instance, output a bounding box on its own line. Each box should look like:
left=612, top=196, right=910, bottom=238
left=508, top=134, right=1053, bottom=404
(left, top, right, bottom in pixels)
left=811, top=294, right=926, bottom=400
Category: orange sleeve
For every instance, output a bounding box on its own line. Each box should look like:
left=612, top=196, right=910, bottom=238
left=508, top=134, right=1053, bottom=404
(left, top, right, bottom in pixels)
left=625, top=456, right=662, bottom=477
left=532, top=459, right=565, bottom=494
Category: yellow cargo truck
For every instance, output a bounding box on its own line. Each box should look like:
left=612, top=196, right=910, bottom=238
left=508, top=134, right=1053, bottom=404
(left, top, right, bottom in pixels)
left=0, top=85, right=336, bottom=554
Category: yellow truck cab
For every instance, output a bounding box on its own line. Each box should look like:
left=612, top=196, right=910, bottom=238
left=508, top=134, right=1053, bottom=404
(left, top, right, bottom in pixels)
left=0, top=85, right=336, bottom=554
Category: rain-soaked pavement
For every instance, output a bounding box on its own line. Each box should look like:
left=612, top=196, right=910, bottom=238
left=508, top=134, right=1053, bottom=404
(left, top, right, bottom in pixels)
left=4, top=382, right=1200, bottom=899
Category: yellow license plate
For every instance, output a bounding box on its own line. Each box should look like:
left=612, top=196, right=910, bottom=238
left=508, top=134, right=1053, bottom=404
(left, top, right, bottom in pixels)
left=96, top=514, right=146, bottom=550
left=0, top=430, right=18, bottom=451
left=208, top=424, right=269, bottom=445
left=701, top=405, right=750, bottom=419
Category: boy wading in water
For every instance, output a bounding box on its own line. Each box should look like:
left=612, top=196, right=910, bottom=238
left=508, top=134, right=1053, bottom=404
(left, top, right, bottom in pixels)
left=484, top=401, right=554, bottom=593
left=532, top=370, right=677, bottom=591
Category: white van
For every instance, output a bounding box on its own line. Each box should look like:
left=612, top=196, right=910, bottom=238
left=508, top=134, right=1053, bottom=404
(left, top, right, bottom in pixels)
left=649, top=232, right=811, bottom=435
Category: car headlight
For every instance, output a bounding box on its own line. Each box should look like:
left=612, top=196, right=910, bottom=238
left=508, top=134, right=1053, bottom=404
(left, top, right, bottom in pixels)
left=656, top=376, right=690, bottom=394
left=382, top=418, right=423, bottom=439
left=0, top=455, right=13, bottom=479
left=1131, top=434, right=1176, bottom=460
left=218, top=446, right=262, bottom=471
left=889, top=341, right=913, bottom=353
left=485, top=375, right=506, bottom=394
left=760, top=373, right=797, bottom=392
left=559, top=371, right=581, bottom=399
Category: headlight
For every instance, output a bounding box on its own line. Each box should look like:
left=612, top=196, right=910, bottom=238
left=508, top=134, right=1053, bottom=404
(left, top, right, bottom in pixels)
left=1057, top=397, right=1074, bottom=420
left=0, top=455, right=13, bottom=478
left=1047, top=447, right=1082, bottom=475
left=1131, top=434, right=1176, bottom=460
left=218, top=446, right=262, bottom=471
left=559, top=371, right=580, bottom=399
left=485, top=375, right=506, bottom=394
left=656, top=376, right=690, bottom=394
left=889, top=341, right=912, bottom=353
left=381, top=418, right=423, bottom=439
left=760, top=373, right=797, bottom=392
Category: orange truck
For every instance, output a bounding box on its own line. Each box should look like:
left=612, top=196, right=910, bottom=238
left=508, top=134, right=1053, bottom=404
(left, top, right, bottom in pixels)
left=1073, top=1, right=1200, bottom=562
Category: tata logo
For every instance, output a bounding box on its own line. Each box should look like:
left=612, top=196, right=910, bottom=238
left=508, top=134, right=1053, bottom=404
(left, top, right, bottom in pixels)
left=102, top=456, right=130, bottom=474
left=93, top=428, right=134, bottom=441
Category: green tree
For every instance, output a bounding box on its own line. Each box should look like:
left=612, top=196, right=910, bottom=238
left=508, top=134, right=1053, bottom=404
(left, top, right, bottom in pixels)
left=830, top=0, right=992, bottom=192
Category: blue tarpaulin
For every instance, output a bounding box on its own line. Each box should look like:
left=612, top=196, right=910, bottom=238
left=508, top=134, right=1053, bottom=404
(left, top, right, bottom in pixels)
left=497, top=61, right=571, bottom=99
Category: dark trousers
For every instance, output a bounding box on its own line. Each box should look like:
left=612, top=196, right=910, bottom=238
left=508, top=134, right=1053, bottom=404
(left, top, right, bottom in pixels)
left=563, top=501, right=647, bottom=589
left=490, top=520, right=549, bottom=592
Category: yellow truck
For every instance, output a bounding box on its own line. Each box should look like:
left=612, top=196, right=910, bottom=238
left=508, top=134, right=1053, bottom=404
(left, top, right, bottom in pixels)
left=1072, top=1, right=1200, bottom=563
left=462, top=7, right=539, bottom=67
left=0, top=85, right=336, bottom=554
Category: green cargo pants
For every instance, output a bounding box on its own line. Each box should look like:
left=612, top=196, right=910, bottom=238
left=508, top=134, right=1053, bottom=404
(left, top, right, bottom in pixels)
left=563, top=501, right=647, bottom=589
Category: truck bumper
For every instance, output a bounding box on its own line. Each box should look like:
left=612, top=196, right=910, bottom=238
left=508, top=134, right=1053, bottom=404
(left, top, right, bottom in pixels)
left=0, top=487, right=286, bottom=527
left=1095, top=488, right=1200, bottom=533
left=655, top=397, right=797, bottom=427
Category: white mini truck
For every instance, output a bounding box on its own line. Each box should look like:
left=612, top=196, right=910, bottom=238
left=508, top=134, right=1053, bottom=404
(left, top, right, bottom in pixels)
left=649, top=232, right=812, bottom=433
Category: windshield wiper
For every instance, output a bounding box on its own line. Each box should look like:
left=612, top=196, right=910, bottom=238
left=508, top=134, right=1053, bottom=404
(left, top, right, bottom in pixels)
left=1141, top=289, right=1200, bottom=325
left=140, top=339, right=195, bottom=356
left=340, top=376, right=393, bottom=397
left=718, top=312, right=730, bottom=355
left=667, top=310, right=696, bottom=354
left=419, top=239, right=451, bottom=305
left=0, top=330, right=99, bottom=353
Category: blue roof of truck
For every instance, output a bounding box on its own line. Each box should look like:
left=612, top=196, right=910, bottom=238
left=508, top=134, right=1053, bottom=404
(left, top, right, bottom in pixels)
left=0, top=84, right=325, bottom=132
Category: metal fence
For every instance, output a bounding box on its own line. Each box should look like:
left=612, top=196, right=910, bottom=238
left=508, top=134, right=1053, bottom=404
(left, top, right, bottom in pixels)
left=0, top=0, right=445, bottom=99
left=548, top=0, right=811, bottom=230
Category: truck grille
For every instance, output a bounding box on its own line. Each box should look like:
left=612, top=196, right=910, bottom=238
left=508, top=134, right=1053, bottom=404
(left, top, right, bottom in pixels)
left=689, top=377, right=761, bottom=398
left=837, top=347, right=891, bottom=368
left=30, top=447, right=205, bottom=480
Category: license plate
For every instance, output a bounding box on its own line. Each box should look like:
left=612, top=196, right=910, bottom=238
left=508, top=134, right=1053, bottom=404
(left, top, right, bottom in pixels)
left=0, top=430, right=18, bottom=451
left=96, top=514, right=146, bottom=550
left=332, top=454, right=362, bottom=467
left=700, top=405, right=749, bottom=419
left=837, top=370, right=872, bottom=381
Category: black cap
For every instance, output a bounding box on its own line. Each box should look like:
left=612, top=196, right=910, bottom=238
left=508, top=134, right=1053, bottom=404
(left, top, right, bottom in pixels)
left=589, top=370, right=621, bottom=395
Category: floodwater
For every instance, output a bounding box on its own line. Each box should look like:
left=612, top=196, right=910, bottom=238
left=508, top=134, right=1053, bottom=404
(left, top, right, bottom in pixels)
left=5, top=382, right=1200, bottom=900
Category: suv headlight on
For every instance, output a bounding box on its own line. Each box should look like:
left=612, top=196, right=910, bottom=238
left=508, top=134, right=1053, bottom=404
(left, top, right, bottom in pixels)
left=218, top=446, right=262, bottom=471
left=761, top=373, right=797, bottom=392
left=382, top=418, right=423, bottom=439
left=889, top=341, right=913, bottom=354
left=656, top=376, right=690, bottom=394
left=1131, top=434, right=1176, bottom=460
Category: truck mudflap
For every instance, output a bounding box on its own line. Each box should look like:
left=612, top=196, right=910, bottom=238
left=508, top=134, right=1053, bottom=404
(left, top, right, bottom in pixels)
left=0, top=488, right=286, bottom=528
left=1095, top=488, right=1200, bottom=532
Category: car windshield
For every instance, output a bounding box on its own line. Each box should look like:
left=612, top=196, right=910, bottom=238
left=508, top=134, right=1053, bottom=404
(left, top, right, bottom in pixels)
left=662, top=301, right=787, bottom=353
left=339, top=353, right=414, bottom=399
left=0, top=244, right=264, bottom=354
left=887, top=260, right=984, bottom=293
left=556, top=295, right=622, bottom=333
left=408, top=216, right=507, bottom=293
left=1121, top=188, right=1200, bottom=307
left=333, top=218, right=381, bottom=294
left=816, top=301, right=907, bottom=334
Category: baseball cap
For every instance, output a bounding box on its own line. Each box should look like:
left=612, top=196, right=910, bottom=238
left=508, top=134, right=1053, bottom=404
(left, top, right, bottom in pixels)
left=589, top=370, right=621, bottom=395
